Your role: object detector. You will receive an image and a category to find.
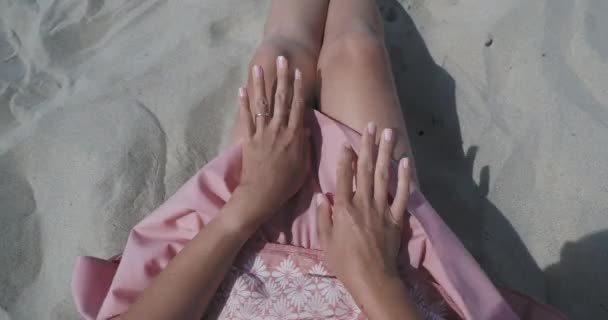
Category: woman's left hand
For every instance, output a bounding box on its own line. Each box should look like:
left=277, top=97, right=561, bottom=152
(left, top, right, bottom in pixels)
left=316, top=125, right=419, bottom=319
left=235, top=57, right=311, bottom=229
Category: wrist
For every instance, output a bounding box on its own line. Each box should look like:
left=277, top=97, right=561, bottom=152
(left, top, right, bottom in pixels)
left=347, top=269, right=400, bottom=300
left=235, top=184, right=280, bottom=214
left=220, top=187, right=269, bottom=235
left=348, top=272, right=419, bottom=320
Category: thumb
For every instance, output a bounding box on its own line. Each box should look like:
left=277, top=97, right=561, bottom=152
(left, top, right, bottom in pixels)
left=316, top=193, right=333, bottom=247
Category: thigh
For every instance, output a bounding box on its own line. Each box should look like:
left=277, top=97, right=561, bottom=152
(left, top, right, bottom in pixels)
left=317, top=33, right=416, bottom=172
left=317, top=0, right=417, bottom=180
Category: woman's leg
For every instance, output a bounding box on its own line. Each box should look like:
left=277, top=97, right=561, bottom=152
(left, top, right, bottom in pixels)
left=231, top=0, right=329, bottom=142
left=317, top=0, right=417, bottom=178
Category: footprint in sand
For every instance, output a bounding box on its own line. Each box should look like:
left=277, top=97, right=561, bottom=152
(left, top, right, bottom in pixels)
left=0, top=27, right=25, bottom=130
left=0, top=4, right=63, bottom=124
left=0, top=155, right=41, bottom=315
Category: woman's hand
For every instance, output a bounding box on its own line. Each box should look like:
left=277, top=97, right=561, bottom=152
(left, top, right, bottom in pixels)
left=317, top=123, right=420, bottom=319
left=318, top=122, right=411, bottom=286
left=236, top=57, right=311, bottom=230
left=123, top=58, right=310, bottom=320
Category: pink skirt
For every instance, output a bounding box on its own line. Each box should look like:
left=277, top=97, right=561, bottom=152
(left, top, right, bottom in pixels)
left=72, top=110, right=566, bottom=320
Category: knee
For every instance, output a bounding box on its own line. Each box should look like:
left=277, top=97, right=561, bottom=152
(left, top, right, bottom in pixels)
left=251, top=36, right=318, bottom=68
left=318, top=29, right=387, bottom=69
left=248, top=36, right=319, bottom=99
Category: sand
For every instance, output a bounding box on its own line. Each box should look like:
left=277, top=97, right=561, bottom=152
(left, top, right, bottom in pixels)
left=0, top=0, right=606, bottom=319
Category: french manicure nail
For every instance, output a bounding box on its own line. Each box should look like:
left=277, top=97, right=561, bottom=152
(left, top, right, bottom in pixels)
left=384, top=128, right=393, bottom=141
left=253, top=65, right=262, bottom=78
left=367, top=122, right=376, bottom=135
left=277, top=56, right=287, bottom=68
left=295, top=69, right=302, bottom=80
left=316, top=193, right=324, bottom=206
left=402, top=158, right=410, bottom=169
left=238, top=87, right=245, bottom=97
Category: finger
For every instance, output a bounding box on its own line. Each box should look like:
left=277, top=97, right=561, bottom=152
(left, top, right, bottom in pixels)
left=355, top=122, right=376, bottom=200
left=390, top=158, right=411, bottom=225
left=288, top=69, right=305, bottom=129
left=271, top=56, right=289, bottom=127
left=316, top=193, right=333, bottom=247
left=252, top=65, right=270, bottom=133
left=337, top=144, right=354, bottom=201
left=374, top=128, right=395, bottom=206
left=238, top=87, right=254, bottom=138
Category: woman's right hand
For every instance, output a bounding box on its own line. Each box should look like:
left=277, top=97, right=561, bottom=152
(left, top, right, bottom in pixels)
left=317, top=123, right=420, bottom=319
left=234, top=57, right=311, bottom=232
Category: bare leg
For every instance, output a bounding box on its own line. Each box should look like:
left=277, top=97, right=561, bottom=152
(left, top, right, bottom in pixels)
left=317, top=0, right=417, bottom=179
left=231, top=0, right=329, bottom=142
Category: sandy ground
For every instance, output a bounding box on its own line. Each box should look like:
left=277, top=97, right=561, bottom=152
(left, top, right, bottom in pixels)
left=0, top=0, right=606, bottom=319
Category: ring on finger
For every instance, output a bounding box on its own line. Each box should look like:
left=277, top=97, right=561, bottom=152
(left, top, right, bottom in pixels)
left=255, top=112, right=272, bottom=118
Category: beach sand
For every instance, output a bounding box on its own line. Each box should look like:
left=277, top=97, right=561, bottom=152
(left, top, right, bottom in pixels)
left=0, top=0, right=606, bottom=319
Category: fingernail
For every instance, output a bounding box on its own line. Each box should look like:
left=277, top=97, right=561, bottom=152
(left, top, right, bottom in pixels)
left=238, top=87, right=245, bottom=97
left=343, top=143, right=351, bottom=151
left=367, top=122, right=376, bottom=135
left=253, top=65, right=262, bottom=78
left=401, top=158, right=410, bottom=169
left=295, top=69, right=302, bottom=80
left=384, top=128, right=393, bottom=141
left=316, top=193, right=324, bottom=206
left=277, top=56, right=287, bottom=69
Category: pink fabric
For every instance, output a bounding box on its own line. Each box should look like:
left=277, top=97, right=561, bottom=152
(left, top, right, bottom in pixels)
left=72, top=110, right=566, bottom=320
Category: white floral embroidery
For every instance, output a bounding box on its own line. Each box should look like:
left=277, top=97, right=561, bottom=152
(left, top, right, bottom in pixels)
left=308, top=262, right=328, bottom=276
left=251, top=278, right=281, bottom=313
left=317, top=277, right=346, bottom=305
left=207, top=253, right=452, bottom=320
left=285, top=275, right=315, bottom=309
left=344, top=291, right=362, bottom=314
left=271, top=257, right=302, bottom=289
left=216, top=306, right=232, bottom=320
left=244, top=256, right=270, bottom=286
left=408, top=284, right=448, bottom=320
left=224, top=277, right=251, bottom=315
left=262, top=277, right=282, bottom=299
left=234, top=300, right=261, bottom=320
left=428, top=302, right=448, bottom=319
left=300, top=292, right=334, bottom=319
left=408, top=283, right=427, bottom=310
left=334, top=293, right=361, bottom=320
left=268, top=297, right=298, bottom=320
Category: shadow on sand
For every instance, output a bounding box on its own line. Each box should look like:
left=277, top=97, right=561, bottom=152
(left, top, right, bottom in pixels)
left=378, top=1, right=608, bottom=318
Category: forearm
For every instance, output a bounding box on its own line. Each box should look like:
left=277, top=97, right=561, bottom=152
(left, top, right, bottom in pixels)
left=122, top=189, right=261, bottom=320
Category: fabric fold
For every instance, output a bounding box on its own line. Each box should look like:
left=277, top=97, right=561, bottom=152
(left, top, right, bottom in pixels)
left=72, top=110, right=565, bottom=320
